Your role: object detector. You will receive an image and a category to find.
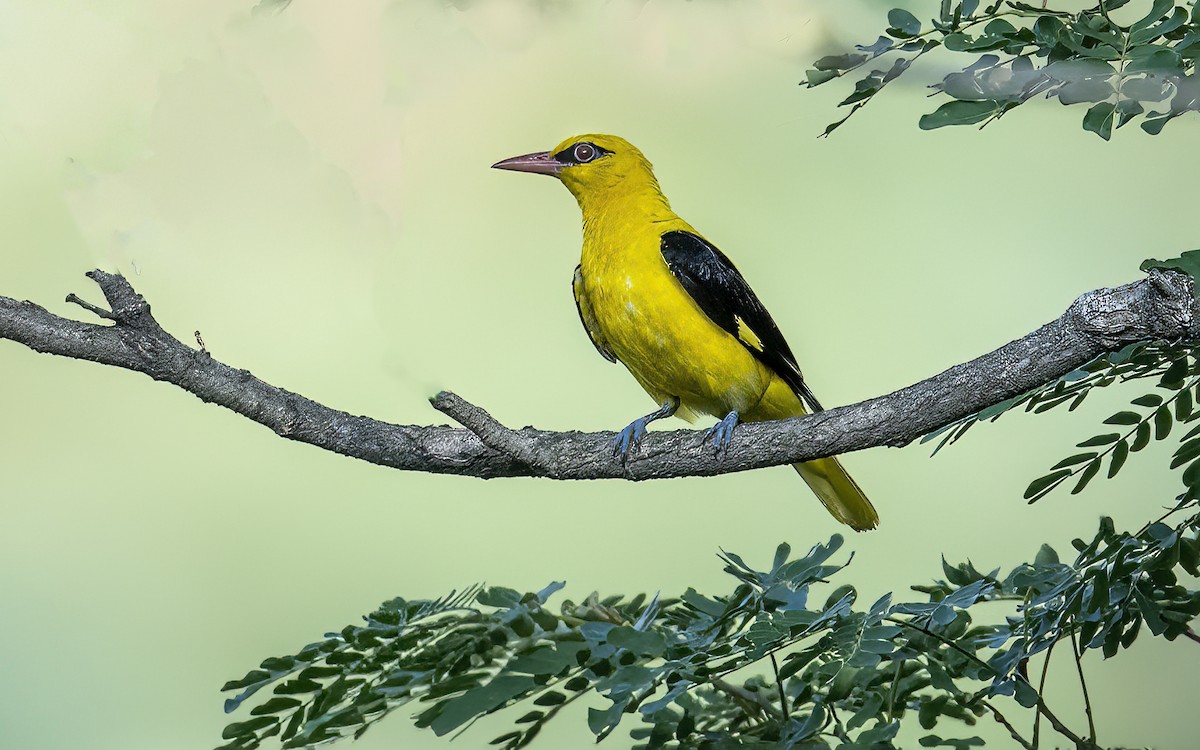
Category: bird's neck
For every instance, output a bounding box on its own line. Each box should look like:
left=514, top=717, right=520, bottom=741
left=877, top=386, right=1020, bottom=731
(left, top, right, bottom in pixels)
left=577, top=181, right=689, bottom=279
left=574, top=179, right=677, bottom=234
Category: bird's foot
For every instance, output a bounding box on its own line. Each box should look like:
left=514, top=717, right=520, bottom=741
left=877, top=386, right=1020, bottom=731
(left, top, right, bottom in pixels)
left=612, top=398, right=680, bottom=464
left=613, top=417, right=652, bottom=462
left=705, top=410, right=740, bottom=459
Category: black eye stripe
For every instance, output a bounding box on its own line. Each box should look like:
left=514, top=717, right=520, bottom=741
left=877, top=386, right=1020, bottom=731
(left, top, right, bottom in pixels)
left=553, top=141, right=611, bottom=165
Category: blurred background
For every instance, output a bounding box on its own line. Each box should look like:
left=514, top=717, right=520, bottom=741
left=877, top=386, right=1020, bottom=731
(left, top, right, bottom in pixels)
left=1, top=1, right=1196, bottom=748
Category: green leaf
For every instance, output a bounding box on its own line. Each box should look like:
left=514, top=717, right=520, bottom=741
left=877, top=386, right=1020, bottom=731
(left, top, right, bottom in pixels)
left=888, top=8, right=922, bottom=37
left=1033, top=15, right=1063, bottom=45
left=1114, top=97, right=1146, bottom=128
left=1121, top=76, right=1168, bottom=104
left=1155, top=405, right=1174, bottom=440
left=1078, top=433, right=1121, bottom=447
left=280, top=705, right=306, bottom=742
left=921, top=735, right=986, bottom=749
left=1069, top=17, right=1124, bottom=50
left=1126, top=48, right=1185, bottom=76
left=564, top=676, right=590, bottom=691
left=430, top=676, right=537, bottom=736
left=491, top=731, right=523, bottom=746
left=1034, top=544, right=1060, bottom=565
left=942, top=32, right=972, bottom=51
left=856, top=720, right=901, bottom=746
left=1182, top=459, right=1200, bottom=487
left=1082, top=102, right=1115, bottom=140
left=1141, top=113, right=1180, bottom=135
left=508, top=643, right=585, bottom=675
left=1166, top=436, right=1200, bottom=465
left=532, top=691, right=566, bottom=706
left=273, top=677, right=321, bottom=696
left=680, top=588, right=724, bottom=617
left=222, top=669, right=270, bottom=693
left=1104, top=411, right=1143, bottom=426
left=478, top=587, right=522, bottom=608
left=1131, top=421, right=1153, bottom=451
left=813, top=53, right=869, bottom=71
left=1071, top=458, right=1102, bottom=494
left=222, top=717, right=279, bottom=740
left=772, top=542, right=792, bottom=570
left=608, top=627, right=667, bottom=657
left=1141, top=250, right=1200, bottom=293
left=919, top=100, right=1002, bottom=129
left=587, top=701, right=625, bottom=736
left=1162, top=357, right=1190, bottom=388
left=1132, top=0, right=1174, bottom=31
left=1024, top=470, right=1071, bottom=500
left=250, top=697, right=301, bottom=716
left=793, top=702, right=828, bottom=740
left=1135, top=589, right=1168, bottom=635
left=806, top=68, right=838, bottom=87
left=1108, top=439, right=1130, bottom=478
left=1013, top=680, right=1040, bottom=708
left=298, top=665, right=342, bottom=681
left=1132, top=393, right=1164, bottom=407
left=984, top=18, right=1017, bottom=36
left=1181, top=538, right=1200, bottom=576
left=1051, top=452, right=1098, bottom=470
left=1177, top=388, right=1194, bottom=421
left=1132, top=7, right=1190, bottom=44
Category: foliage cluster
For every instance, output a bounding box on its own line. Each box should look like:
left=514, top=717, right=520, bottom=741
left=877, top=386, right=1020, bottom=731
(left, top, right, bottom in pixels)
left=808, top=1, right=1200, bottom=138
left=217, top=515, right=1199, bottom=749
left=930, top=253, right=1200, bottom=504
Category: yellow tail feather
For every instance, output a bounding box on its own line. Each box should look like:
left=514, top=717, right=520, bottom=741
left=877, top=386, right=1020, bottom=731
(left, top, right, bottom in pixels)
left=792, top=457, right=879, bottom=532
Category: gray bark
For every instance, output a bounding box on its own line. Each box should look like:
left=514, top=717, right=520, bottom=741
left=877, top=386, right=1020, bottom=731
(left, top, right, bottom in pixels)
left=1, top=269, right=1196, bottom=481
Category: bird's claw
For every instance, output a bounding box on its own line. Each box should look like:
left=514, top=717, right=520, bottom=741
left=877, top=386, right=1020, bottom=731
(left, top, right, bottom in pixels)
left=612, top=399, right=680, bottom=465
left=704, top=410, right=740, bottom=459
left=613, top=419, right=650, bottom=463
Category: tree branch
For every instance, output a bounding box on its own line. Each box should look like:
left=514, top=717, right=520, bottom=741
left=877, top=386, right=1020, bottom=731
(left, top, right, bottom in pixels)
left=2, top=269, right=1197, bottom=482
left=710, top=678, right=784, bottom=720
left=982, top=700, right=1035, bottom=750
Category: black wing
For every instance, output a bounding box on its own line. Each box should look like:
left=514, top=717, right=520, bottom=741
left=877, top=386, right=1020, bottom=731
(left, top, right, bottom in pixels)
left=660, top=230, right=822, bottom=411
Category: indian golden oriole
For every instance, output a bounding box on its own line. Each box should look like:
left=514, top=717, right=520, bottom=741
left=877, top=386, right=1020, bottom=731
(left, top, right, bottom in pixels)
left=493, top=134, right=878, bottom=531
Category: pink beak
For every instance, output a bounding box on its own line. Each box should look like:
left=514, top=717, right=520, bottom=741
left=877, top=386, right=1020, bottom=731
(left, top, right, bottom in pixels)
left=491, top=151, right=562, bottom=176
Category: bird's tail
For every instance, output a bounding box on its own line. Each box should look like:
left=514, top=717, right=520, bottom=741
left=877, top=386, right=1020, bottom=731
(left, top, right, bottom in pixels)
left=792, top=457, right=878, bottom=532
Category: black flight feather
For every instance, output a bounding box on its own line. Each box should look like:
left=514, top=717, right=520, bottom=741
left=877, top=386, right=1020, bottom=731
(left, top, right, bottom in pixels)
left=659, top=230, right=823, bottom=412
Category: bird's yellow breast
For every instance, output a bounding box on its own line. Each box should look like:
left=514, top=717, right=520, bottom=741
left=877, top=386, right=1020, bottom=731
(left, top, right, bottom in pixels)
left=578, top=205, right=777, bottom=420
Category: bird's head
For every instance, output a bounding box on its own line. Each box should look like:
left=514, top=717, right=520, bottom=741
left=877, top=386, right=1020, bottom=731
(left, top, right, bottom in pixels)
left=492, top=134, right=662, bottom=206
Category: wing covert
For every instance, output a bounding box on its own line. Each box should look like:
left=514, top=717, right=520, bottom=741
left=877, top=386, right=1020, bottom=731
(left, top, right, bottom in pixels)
left=659, top=230, right=823, bottom=411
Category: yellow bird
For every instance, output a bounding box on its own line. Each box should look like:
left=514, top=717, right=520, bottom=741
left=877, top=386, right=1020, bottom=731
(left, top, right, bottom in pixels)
left=493, top=134, right=878, bottom=531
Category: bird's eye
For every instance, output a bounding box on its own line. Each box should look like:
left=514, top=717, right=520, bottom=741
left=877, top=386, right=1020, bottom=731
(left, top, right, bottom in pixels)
left=552, top=141, right=608, bottom=165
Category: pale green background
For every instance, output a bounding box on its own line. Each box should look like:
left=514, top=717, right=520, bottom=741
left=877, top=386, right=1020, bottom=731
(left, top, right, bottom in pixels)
left=1, top=1, right=1197, bottom=748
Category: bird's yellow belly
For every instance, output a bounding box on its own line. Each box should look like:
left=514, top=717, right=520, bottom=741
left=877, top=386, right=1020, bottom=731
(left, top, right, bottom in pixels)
left=583, top=258, right=773, bottom=419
